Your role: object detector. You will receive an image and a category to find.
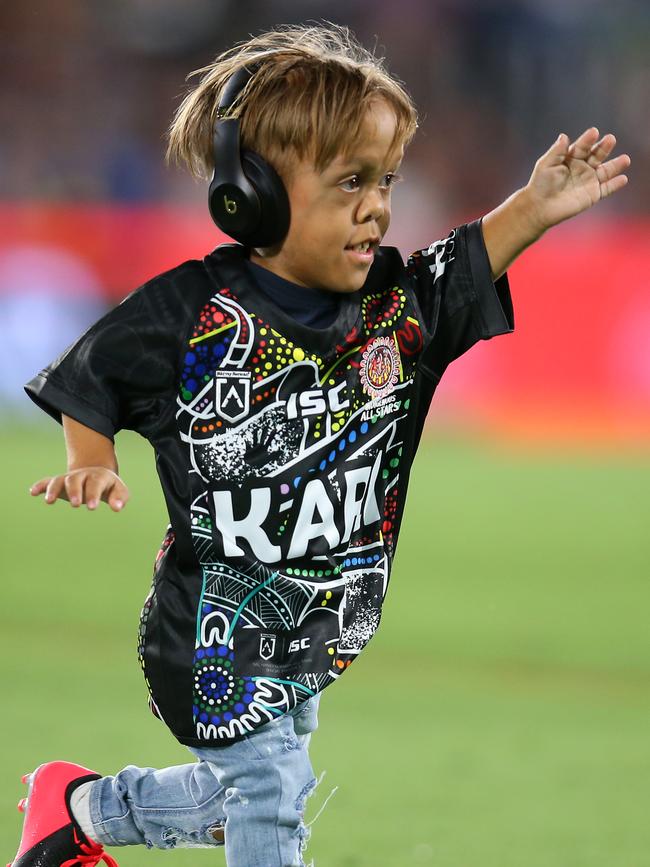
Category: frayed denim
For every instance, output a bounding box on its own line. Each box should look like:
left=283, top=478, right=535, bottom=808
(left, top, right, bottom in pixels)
left=88, top=695, right=326, bottom=867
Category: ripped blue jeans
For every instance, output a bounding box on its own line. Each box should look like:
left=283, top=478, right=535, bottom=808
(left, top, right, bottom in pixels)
left=87, top=694, right=322, bottom=867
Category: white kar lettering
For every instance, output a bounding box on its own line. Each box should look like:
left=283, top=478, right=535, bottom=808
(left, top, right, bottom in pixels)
left=211, top=452, right=382, bottom=563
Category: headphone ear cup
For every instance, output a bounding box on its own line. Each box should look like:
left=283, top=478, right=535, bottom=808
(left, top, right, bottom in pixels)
left=240, top=149, right=290, bottom=247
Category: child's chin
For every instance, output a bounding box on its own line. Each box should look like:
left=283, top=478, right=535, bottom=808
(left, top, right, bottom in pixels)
left=332, top=283, right=363, bottom=294
left=339, top=273, right=368, bottom=293
left=323, top=265, right=367, bottom=294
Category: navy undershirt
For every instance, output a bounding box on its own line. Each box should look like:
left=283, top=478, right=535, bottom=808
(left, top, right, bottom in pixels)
left=244, top=257, right=342, bottom=329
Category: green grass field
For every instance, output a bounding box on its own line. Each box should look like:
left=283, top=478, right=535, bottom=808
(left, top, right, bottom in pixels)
left=2, top=424, right=649, bottom=867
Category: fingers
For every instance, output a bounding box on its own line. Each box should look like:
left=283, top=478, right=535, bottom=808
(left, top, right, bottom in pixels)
left=584, top=133, right=617, bottom=167
left=29, top=478, right=52, bottom=497
left=80, top=469, right=129, bottom=511
left=567, top=127, right=601, bottom=160
left=101, top=476, right=130, bottom=512
left=31, top=474, right=76, bottom=505
left=597, top=155, right=630, bottom=197
left=30, top=468, right=129, bottom=512
left=567, top=128, right=631, bottom=168
left=64, top=472, right=84, bottom=507
left=597, top=153, right=631, bottom=179
left=600, top=173, right=629, bottom=197
left=549, top=128, right=631, bottom=188
left=84, top=471, right=110, bottom=511
left=539, top=133, right=570, bottom=166
left=44, top=475, right=68, bottom=504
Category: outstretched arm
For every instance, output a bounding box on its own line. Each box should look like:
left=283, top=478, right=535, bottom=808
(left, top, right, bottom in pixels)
left=481, top=127, right=631, bottom=281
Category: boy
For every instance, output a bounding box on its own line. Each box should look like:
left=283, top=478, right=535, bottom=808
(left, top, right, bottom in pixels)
left=12, top=22, right=629, bottom=867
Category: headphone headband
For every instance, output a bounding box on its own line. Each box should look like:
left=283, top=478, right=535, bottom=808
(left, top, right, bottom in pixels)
left=216, top=64, right=259, bottom=117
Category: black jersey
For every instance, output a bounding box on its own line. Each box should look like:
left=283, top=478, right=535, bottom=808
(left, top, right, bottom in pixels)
left=24, top=219, right=513, bottom=747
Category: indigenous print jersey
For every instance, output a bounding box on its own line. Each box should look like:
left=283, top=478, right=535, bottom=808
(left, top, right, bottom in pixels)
left=25, top=220, right=513, bottom=746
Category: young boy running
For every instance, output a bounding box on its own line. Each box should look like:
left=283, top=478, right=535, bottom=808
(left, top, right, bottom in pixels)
left=12, top=22, right=630, bottom=867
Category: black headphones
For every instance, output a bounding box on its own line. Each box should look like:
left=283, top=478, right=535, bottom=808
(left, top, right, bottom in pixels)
left=208, top=63, right=291, bottom=247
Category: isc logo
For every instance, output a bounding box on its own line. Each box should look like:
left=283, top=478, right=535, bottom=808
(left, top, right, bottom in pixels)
left=288, top=637, right=311, bottom=653
left=286, top=381, right=349, bottom=419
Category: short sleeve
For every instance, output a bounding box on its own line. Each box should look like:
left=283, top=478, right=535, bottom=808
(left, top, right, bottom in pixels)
left=407, top=218, right=514, bottom=380
left=24, top=265, right=201, bottom=442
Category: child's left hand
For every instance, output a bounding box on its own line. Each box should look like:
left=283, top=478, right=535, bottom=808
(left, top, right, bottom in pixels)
left=525, top=127, right=631, bottom=233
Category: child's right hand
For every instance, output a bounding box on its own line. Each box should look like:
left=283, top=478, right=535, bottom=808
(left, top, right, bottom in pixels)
left=29, top=467, right=130, bottom=512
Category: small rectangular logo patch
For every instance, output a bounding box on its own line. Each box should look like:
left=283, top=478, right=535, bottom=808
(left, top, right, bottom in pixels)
left=233, top=616, right=337, bottom=678
left=215, top=370, right=251, bottom=423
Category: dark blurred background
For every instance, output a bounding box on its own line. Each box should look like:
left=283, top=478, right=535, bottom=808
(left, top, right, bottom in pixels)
left=2, top=0, right=648, bottom=212
left=1, top=0, right=648, bottom=442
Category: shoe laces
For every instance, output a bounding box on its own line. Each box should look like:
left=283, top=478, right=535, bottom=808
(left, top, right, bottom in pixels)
left=61, top=838, right=119, bottom=867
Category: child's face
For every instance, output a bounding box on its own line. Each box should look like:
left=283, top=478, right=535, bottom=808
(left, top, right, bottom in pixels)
left=250, top=99, right=403, bottom=294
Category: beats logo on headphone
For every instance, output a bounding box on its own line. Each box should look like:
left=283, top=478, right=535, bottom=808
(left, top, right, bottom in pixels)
left=208, top=63, right=291, bottom=247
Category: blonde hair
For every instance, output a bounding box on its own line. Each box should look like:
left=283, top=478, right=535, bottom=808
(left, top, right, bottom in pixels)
left=166, top=22, right=418, bottom=184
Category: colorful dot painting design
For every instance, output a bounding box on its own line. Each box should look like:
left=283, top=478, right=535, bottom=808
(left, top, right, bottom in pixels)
left=192, top=641, right=256, bottom=726
left=361, top=286, right=406, bottom=333
left=250, top=325, right=319, bottom=382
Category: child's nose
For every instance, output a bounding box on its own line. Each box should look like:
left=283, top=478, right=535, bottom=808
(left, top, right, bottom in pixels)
left=357, top=189, right=385, bottom=224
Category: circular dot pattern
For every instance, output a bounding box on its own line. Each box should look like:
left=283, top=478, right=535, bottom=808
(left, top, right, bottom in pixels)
left=192, top=644, right=254, bottom=724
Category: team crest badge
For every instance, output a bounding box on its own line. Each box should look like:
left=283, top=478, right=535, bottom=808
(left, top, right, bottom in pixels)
left=215, top=370, right=251, bottom=423
left=259, top=633, right=276, bottom=660
left=359, top=336, right=400, bottom=400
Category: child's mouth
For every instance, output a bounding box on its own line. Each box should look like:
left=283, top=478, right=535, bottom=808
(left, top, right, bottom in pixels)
left=345, top=240, right=376, bottom=264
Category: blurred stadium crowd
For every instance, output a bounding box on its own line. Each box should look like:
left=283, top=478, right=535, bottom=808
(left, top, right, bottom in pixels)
left=1, top=0, right=648, bottom=214
left=1, top=0, right=648, bottom=441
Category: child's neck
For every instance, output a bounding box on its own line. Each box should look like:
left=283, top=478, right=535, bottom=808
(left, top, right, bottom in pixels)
left=247, top=250, right=311, bottom=289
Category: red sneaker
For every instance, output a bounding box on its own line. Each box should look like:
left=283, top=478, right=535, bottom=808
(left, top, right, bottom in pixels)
left=8, top=761, right=119, bottom=867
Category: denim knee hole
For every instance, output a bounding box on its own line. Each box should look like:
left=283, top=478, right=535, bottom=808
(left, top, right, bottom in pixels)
left=283, top=733, right=301, bottom=752
left=205, top=820, right=226, bottom=845
left=160, top=827, right=183, bottom=849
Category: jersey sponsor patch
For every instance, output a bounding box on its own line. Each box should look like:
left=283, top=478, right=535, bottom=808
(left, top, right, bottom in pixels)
left=232, top=614, right=337, bottom=677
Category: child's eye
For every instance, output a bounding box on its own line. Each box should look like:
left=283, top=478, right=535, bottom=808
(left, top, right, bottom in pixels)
left=339, top=176, right=361, bottom=192
left=339, top=173, right=403, bottom=192
left=380, top=173, right=402, bottom=190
